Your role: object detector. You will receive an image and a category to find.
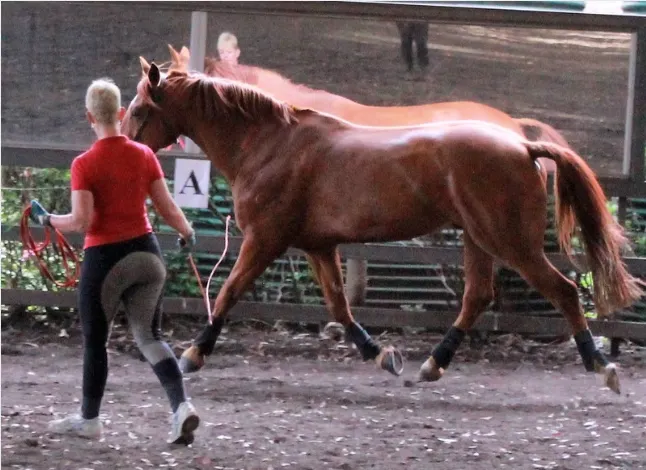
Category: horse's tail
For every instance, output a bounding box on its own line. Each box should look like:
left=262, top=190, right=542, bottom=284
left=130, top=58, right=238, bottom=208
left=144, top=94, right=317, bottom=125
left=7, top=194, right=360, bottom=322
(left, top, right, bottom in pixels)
left=516, top=117, right=570, bottom=148
left=526, top=141, right=645, bottom=317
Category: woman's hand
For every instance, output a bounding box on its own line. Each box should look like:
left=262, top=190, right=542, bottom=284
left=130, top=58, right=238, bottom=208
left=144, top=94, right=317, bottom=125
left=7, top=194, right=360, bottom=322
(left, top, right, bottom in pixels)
left=177, top=230, right=196, bottom=253
left=29, top=200, right=52, bottom=227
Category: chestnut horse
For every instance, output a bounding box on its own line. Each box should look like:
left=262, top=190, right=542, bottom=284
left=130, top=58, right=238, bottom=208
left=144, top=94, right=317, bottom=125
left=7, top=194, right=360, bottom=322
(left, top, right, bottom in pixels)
left=174, top=44, right=568, bottom=309
left=175, top=45, right=568, bottom=173
left=123, top=55, right=643, bottom=395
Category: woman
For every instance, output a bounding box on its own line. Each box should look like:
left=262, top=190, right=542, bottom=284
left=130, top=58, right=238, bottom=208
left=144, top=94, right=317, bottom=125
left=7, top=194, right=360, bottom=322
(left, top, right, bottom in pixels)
left=30, top=78, right=200, bottom=445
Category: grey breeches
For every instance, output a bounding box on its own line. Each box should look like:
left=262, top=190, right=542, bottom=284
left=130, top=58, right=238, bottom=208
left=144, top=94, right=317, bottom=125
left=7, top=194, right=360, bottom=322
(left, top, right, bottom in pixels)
left=100, top=251, right=169, bottom=364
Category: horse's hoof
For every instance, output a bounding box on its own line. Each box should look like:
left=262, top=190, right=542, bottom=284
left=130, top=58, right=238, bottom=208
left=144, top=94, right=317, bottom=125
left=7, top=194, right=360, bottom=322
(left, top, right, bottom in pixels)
left=603, top=363, right=621, bottom=395
left=179, top=346, right=205, bottom=374
left=418, top=356, right=444, bottom=382
left=376, top=346, right=404, bottom=376
left=322, top=322, right=345, bottom=342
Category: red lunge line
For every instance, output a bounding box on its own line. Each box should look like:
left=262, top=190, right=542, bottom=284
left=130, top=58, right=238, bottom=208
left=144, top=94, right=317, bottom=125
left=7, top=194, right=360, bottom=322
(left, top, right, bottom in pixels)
left=20, top=206, right=80, bottom=288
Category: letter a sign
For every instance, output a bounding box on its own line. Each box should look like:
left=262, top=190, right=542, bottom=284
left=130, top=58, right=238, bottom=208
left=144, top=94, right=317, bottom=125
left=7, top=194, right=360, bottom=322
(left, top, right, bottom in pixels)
left=173, top=158, right=211, bottom=208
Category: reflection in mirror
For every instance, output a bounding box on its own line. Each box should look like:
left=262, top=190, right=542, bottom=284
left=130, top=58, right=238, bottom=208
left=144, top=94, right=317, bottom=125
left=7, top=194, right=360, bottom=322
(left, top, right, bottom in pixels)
left=1, top=3, right=631, bottom=175
left=1, top=4, right=631, bottom=176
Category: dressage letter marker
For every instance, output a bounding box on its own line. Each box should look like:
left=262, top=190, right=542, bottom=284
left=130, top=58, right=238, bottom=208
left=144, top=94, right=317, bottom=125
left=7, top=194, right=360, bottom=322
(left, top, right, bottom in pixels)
left=174, top=158, right=211, bottom=208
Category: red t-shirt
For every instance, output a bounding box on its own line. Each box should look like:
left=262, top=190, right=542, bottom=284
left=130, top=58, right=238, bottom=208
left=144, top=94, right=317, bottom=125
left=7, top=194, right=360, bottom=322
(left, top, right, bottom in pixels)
left=71, top=135, right=164, bottom=249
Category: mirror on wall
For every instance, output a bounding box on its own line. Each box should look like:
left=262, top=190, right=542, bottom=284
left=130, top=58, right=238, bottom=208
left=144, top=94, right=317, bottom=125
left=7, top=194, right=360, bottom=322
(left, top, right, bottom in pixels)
left=1, top=2, right=631, bottom=176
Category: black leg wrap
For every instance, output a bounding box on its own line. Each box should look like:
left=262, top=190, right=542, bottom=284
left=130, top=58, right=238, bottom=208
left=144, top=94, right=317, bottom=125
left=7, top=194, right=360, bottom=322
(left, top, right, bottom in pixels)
left=574, top=328, right=609, bottom=372
left=431, top=326, right=466, bottom=369
left=194, top=316, right=225, bottom=356
left=345, top=322, right=381, bottom=361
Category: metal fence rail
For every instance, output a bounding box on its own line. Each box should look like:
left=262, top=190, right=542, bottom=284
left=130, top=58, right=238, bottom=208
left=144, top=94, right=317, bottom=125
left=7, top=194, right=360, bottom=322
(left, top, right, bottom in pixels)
left=4, top=142, right=646, bottom=197
left=4, top=226, right=646, bottom=274
left=79, top=1, right=646, bottom=31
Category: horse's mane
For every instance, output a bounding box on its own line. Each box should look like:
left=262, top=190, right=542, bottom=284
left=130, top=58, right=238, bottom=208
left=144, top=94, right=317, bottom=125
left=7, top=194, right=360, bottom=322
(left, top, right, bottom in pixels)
left=204, top=57, right=330, bottom=97
left=139, top=70, right=297, bottom=125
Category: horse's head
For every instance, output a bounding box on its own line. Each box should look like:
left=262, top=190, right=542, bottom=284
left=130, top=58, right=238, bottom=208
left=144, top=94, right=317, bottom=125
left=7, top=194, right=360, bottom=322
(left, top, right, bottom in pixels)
left=122, top=56, right=184, bottom=153
left=124, top=47, right=299, bottom=172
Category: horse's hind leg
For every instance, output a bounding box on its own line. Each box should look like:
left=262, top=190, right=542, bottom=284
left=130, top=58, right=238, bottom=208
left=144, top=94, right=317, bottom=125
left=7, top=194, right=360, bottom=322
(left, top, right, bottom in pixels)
left=512, top=254, right=620, bottom=394
left=308, top=247, right=404, bottom=376
left=418, top=233, right=494, bottom=382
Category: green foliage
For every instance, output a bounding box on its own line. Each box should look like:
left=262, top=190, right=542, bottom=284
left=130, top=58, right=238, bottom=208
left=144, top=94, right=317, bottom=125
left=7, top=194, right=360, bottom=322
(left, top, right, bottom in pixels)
left=162, top=251, right=204, bottom=298
left=1, top=167, right=75, bottom=293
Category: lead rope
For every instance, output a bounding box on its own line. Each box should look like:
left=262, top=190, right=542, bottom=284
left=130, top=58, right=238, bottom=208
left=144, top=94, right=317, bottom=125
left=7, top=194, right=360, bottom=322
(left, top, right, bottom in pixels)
left=20, top=205, right=80, bottom=288
left=187, top=215, right=231, bottom=324
left=21, top=202, right=229, bottom=319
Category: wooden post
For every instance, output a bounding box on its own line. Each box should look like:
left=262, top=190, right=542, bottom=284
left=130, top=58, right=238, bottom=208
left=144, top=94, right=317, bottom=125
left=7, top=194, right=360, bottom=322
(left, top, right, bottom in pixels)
left=614, top=196, right=629, bottom=356
left=345, top=258, right=367, bottom=307
left=614, top=29, right=646, bottom=356
left=623, top=29, right=646, bottom=179
left=184, top=11, right=208, bottom=155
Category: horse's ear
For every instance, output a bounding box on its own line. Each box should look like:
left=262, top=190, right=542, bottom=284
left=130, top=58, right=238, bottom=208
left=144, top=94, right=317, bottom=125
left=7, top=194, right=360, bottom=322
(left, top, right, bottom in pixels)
left=148, top=62, right=161, bottom=88
left=179, top=46, right=191, bottom=70
left=168, top=44, right=181, bottom=64
left=139, top=56, right=151, bottom=76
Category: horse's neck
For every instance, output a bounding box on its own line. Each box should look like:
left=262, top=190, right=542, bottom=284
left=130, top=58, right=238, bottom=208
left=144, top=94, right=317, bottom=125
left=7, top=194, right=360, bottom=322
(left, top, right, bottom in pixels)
left=192, top=116, right=289, bottom=184
left=189, top=122, right=244, bottom=183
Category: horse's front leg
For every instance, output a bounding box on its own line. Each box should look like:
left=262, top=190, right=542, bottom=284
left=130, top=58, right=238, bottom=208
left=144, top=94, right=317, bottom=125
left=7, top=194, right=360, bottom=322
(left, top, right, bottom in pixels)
left=179, top=235, right=283, bottom=373
left=308, top=247, right=404, bottom=376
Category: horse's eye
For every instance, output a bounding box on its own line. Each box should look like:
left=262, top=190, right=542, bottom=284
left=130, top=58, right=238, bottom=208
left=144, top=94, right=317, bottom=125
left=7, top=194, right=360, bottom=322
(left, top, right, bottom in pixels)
left=131, top=108, right=145, bottom=119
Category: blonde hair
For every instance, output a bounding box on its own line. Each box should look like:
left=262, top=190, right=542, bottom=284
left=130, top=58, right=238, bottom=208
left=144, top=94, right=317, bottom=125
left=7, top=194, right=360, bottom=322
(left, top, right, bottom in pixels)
left=85, top=78, right=121, bottom=125
left=217, top=32, right=238, bottom=51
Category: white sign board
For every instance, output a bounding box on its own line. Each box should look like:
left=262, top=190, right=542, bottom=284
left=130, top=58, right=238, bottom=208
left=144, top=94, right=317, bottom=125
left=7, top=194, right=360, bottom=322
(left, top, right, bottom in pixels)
left=173, top=158, right=211, bottom=208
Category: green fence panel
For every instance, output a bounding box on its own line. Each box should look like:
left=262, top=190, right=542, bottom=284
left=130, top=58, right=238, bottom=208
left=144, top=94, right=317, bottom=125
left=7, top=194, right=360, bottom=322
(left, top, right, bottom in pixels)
left=623, top=1, right=646, bottom=13
left=426, top=1, right=586, bottom=11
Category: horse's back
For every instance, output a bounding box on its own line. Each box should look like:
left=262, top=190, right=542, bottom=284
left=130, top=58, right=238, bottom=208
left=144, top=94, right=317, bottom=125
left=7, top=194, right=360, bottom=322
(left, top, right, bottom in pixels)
left=331, top=119, right=527, bottom=159
left=330, top=119, right=542, bottom=205
left=344, top=100, right=522, bottom=132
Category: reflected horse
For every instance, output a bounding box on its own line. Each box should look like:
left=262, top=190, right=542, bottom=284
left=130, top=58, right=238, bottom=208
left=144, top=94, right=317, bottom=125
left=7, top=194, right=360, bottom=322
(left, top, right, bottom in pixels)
left=175, top=45, right=568, bottom=173
left=123, top=51, right=643, bottom=394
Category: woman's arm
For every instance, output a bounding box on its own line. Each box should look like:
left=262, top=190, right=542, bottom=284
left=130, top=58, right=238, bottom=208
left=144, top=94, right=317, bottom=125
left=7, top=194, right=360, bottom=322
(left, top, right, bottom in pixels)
left=49, top=190, right=94, bottom=233
left=148, top=178, right=194, bottom=238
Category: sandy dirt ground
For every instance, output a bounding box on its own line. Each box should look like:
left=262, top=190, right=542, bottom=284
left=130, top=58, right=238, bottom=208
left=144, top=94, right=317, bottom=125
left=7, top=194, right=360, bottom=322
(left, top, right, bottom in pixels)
left=2, top=322, right=646, bottom=470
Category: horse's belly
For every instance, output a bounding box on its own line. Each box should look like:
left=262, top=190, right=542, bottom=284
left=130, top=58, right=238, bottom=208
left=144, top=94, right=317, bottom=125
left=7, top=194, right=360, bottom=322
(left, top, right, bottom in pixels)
left=300, top=190, right=452, bottom=248
left=346, top=204, right=450, bottom=242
